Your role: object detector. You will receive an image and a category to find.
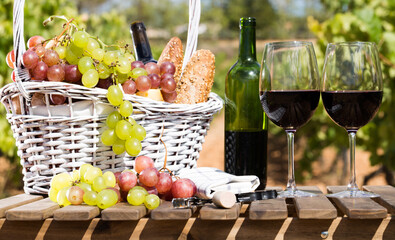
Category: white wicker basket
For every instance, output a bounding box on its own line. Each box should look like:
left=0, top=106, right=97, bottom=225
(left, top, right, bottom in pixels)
left=1, top=0, right=223, bottom=195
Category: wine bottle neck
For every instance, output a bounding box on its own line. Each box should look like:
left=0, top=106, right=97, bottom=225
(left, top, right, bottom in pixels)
left=238, top=25, right=257, bottom=61
left=130, top=21, right=157, bottom=63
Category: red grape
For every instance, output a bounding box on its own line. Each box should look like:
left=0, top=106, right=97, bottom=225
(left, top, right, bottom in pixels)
left=50, top=94, right=66, bottom=105
left=161, top=91, right=177, bottom=103
left=171, top=178, right=196, bottom=198
left=32, top=45, right=46, bottom=57
left=118, top=171, right=137, bottom=192
left=114, top=172, right=122, bottom=184
left=134, top=156, right=155, bottom=173
left=120, top=190, right=128, bottom=202
left=160, top=77, right=176, bottom=93
left=32, top=61, right=48, bottom=80
left=97, top=78, right=113, bottom=89
left=155, top=172, right=173, bottom=194
left=11, top=70, right=16, bottom=82
left=160, top=61, right=176, bottom=75
left=159, top=191, right=173, bottom=201
left=6, top=50, right=15, bottom=69
left=131, top=61, right=145, bottom=70
left=42, top=49, right=60, bottom=67
left=139, top=167, right=159, bottom=187
left=122, top=80, right=137, bottom=94
left=148, top=74, right=161, bottom=89
left=22, top=50, right=39, bottom=69
left=64, top=65, right=82, bottom=83
left=67, top=186, right=84, bottom=205
left=141, top=185, right=158, bottom=195
left=145, top=62, right=160, bottom=75
left=184, top=178, right=197, bottom=196
left=136, top=75, right=151, bottom=92
left=47, top=65, right=65, bottom=82
left=161, top=73, right=173, bottom=81
left=27, top=35, right=45, bottom=48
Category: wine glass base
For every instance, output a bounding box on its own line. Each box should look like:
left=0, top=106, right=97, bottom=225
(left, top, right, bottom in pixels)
left=327, top=190, right=380, bottom=198
left=278, top=189, right=317, bottom=198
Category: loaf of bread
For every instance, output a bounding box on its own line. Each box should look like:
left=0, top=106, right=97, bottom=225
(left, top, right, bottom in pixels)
left=175, top=49, right=215, bottom=104
left=158, top=37, right=184, bottom=84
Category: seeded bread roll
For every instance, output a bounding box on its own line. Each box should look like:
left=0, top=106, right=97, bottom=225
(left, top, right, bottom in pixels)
left=175, top=49, right=215, bottom=104
left=158, top=37, right=184, bottom=84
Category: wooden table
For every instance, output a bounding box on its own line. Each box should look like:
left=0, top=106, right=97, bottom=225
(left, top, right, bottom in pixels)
left=0, top=185, right=394, bottom=240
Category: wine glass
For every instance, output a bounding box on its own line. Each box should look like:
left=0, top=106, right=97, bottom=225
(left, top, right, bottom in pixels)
left=322, top=42, right=383, bottom=198
left=260, top=41, right=320, bottom=198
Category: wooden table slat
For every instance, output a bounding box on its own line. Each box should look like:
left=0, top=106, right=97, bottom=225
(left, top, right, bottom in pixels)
left=199, top=203, right=241, bottom=220
left=150, top=201, right=195, bottom=220
left=363, top=185, right=395, bottom=215
left=294, top=186, right=337, bottom=219
left=249, top=198, right=288, bottom=220
left=327, top=186, right=388, bottom=219
left=0, top=194, right=43, bottom=218
left=6, top=198, right=59, bottom=221
left=53, top=204, right=100, bottom=221
left=101, top=202, right=147, bottom=220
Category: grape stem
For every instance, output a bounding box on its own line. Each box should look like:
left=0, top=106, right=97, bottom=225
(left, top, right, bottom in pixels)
left=158, top=123, right=174, bottom=176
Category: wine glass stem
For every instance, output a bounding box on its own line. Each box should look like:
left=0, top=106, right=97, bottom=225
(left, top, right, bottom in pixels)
left=348, top=131, right=358, bottom=191
left=286, top=131, right=296, bottom=192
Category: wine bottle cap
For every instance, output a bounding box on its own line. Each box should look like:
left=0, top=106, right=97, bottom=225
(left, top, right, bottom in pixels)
left=240, top=17, right=256, bottom=28
left=131, top=21, right=146, bottom=31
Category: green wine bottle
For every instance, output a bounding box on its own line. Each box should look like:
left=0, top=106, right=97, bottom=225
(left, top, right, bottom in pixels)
left=225, top=17, right=268, bottom=190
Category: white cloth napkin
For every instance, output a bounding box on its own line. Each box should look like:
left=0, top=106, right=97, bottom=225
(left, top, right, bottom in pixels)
left=177, top=167, right=260, bottom=199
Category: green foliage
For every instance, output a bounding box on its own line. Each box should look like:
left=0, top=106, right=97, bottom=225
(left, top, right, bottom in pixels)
left=303, top=0, right=395, bottom=178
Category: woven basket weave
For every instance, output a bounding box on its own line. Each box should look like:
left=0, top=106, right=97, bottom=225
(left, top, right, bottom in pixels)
left=1, top=0, right=223, bottom=195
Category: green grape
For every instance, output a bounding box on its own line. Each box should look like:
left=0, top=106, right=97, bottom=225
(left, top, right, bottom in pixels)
left=130, top=68, right=148, bottom=79
left=92, top=176, right=107, bottom=192
left=92, top=48, right=105, bottom=61
left=144, top=194, right=160, bottom=210
left=103, top=51, right=118, bottom=66
left=57, top=187, right=71, bottom=207
left=131, top=124, right=146, bottom=141
left=127, top=189, right=146, bottom=206
left=119, top=101, right=133, bottom=117
left=49, top=187, right=59, bottom=203
left=107, top=85, right=124, bottom=106
left=97, top=62, right=111, bottom=79
left=112, top=139, right=126, bottom=155
left=71, top=170, right=80, bottom=182
left=55, top=46, right=66, bottom=59
left=69, top=42, right=83, bottom=58
left=76, top=182, right=92, bottom=193
left=84, top=167, right=103, bottom=184
left=116, top=57, right=131, bottom=74
left=66, top=46, right=79, bottom=65
left=97, top=189, right=118, bottom=209
left=83, top=190, right=98, bottom=206
left=85, top=38, right=100, bottom=56
left=106, top=111, right=122, bottom=128
left=124, top=52, right=135, bottom=62
left=73, top=31, right=90, bottom=48
left=82, top=69, right=99, bottom=88
left=103, top=171, right=116, bottom=187
left=128, top=117, right=137, bottom=126
left=115, top=120, right=133, bottom=140
left=101, top=128, right=118, bottom=146
left=117, top=72, right=129, bottom=84
left=78, top=56, right=94, bottom=74
left=50, top=172, right=72, bottom=191
left=125, top=138, right=142, bottom=156
left=131, top=186, right=149, bottom=196
left=80, top=164, right=93, bottom=182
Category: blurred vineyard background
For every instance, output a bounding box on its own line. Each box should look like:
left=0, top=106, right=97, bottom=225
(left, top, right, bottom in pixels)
left=0, top=0, right=394, bottom=196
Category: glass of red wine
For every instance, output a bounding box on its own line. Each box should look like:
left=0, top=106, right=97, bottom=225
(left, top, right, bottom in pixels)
left=322, top=42, right=383, bottom=198
left=260, top=41, right=320, bottom=198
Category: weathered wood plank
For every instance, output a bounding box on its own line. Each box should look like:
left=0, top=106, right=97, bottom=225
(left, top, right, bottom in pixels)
left=53, top=204, right=100, bottom=221
left=6, top=198, right=59, bottom=221
left=101, top=202, right=147, bottom=221
left=249, top=198, right=288, bottom=220
left=0, top=194, right=43, bottom=218
left=327, top=186, right=388, bottom=219
left=199, top=203, right=241, bottom=220
left=363, top=185, right=395, bottom=215
left=150, top=201, right=195, bottom=220
left=294, top=186, right=337, bottom=219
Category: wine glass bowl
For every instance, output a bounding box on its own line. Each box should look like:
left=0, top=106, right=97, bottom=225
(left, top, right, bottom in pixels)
left=260, top=41, right=320, bottom=198
left=322, top=42, right=383, bottom=198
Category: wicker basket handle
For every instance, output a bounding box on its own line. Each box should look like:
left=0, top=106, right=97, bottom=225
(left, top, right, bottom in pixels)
left=12, top=0, right=202, bottom=101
